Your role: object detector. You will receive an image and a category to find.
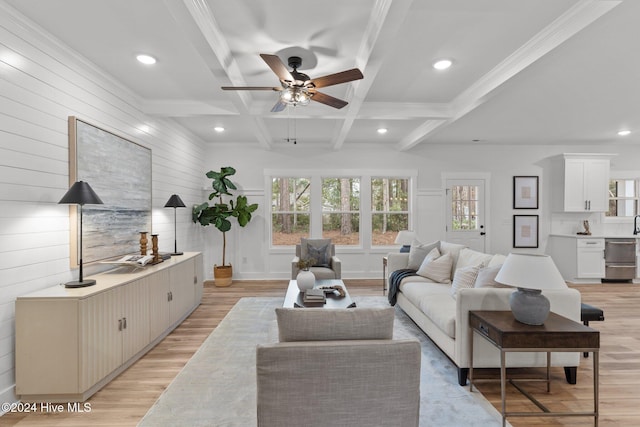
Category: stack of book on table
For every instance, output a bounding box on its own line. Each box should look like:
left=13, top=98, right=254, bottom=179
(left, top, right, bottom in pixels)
left=303, top=288, right=326, bottom=305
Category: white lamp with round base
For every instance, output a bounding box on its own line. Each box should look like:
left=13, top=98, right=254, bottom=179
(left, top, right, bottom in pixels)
left=495, top=253, right=567, bottom=325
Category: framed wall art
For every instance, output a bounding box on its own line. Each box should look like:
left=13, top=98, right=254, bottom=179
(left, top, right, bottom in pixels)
left=513, top=215, right=539, bottom=248
left=513, top=176, right=538, bottom=209
left=68, top=116, right=152, bottom=265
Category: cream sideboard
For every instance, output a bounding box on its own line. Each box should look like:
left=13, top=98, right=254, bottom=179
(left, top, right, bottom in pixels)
left=15, top=252, right=203, bottom=402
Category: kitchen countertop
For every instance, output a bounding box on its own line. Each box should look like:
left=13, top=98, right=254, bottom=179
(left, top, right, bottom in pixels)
left=550, top=234, right=640, bottom=239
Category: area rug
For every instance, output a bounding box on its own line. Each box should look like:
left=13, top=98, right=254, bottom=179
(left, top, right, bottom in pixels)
left=139, top=297, right=508, bottom=426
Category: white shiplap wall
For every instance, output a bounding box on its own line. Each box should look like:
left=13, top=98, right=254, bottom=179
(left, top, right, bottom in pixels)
left=0, top=4, right=206, bottom=404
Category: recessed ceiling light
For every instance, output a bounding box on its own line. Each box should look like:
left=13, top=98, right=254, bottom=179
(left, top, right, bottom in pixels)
left=618, top=130, right=631, bottom=136
left=377, top=128, right=388, bottom=134
left=214, top=127, right=225, bottom=132
left=433, top=59, right=452, bottom=70
left=136, top=54, right=156, bottom=65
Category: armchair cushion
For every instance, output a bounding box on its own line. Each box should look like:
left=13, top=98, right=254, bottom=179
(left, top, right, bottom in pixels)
left=276, top=307, right=395, bottom=342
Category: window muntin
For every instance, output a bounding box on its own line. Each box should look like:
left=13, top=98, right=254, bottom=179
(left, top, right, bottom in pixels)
left=272, top=177, right=310, bottom=246
left=371, top=178, right=409, bottom=246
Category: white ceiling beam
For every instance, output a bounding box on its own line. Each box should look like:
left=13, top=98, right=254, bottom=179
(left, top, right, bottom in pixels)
left=180, top=0, right=272, bottom=149
left=397, top=0, right=622, bottom=151
left=331, top=0, right=416, bottom=150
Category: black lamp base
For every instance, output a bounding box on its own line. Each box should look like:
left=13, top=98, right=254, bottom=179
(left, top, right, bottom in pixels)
left=65, top=279, right=97, bottom=288
left=171, top=252, right=183, bottom=256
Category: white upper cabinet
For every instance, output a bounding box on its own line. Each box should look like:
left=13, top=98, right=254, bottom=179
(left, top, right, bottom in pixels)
left=561, top=154, right=613, bottom=212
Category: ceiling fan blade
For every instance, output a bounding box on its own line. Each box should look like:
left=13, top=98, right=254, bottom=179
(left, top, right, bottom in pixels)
left=308, top=68, right=363, bottom=88
left=271, top=100, right=287, bottom=113
left=260, top=54, right=294, bottom=83
left=221, top=86, right=282, bottom=91
left=310, top=91, right=348, bottom=109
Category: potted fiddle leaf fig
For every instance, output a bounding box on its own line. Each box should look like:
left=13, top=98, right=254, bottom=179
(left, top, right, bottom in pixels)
left=192, top=167, right=258, bottom=287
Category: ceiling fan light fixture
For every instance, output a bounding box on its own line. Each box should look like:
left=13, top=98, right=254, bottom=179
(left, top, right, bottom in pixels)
left=280, top=87, right=311, bottom=106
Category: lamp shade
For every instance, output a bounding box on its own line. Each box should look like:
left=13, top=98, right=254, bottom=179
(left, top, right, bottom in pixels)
left=394, top=230, right=417, bottom=246
left=495, top=253, right=566, bottom=290
left=58, top=181, right=103, bottom=205
left=164, top=194, right=186, bottom=208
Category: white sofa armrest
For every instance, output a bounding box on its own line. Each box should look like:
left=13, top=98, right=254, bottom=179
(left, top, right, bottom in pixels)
left=454, top=287, right=581, bottom=368
left=387, top=252, right=410, bottom=279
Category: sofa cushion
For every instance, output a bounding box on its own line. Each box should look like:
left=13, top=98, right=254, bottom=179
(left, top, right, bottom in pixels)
left=276, top=307, right=395, bottom=342
left=439, top=241, right=467, bottom=275
left=407, top=239, right=439, bottom=270
left=450, top=265, right=481, bottom=298
left=416, top=247, right=440, bottom=274
left=456, top=248, right=493, bottom=270
left=417, top=252, right=453, bottom=283
left=474, top=264, right=510, bottom=288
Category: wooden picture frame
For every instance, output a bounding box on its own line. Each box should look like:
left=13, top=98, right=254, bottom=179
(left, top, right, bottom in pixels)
left=68, top=116, right=152, bottom=265
left=513, top=176, right=538, bottom=209
left=513, top=215, right=539, bottom=248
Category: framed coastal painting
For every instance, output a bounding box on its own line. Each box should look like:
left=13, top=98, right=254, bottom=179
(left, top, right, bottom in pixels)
left=513, top=176, right=538, bottom=209
left=68, top=116, right=152, bottom=265
left=513, top=215, right=538, bottom=248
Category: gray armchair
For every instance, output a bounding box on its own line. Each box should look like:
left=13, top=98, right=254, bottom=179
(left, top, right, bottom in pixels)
left=291, top=238, right=341, bottom=279
left=256, top=307, right=421, bottom=427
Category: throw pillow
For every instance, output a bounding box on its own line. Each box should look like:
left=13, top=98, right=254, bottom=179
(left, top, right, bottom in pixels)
left=439, top=241, right=467, bottom=276
left=488, top=254, right=507, bottom=267
left=417, top=252, right=453, bottom=283
left=407, top=240, right=440, bottom=270
left=456, top=248, right=493, bottom=270
left=416, top=247, right=441, bottom=276
left=301, top=238, right=332, bottom=267
left=473, top=264, right=510, bottom=288
left=450, top=265, right=481, bottom=298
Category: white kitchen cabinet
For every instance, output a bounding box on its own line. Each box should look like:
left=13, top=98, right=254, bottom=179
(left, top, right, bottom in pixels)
left=547, top=236, right=604, bottom=283
left=576, top=238, right=605, bottom=278
left=16, top=252, right=202, bottom=402
left=562, top=155, right=611, bottom=212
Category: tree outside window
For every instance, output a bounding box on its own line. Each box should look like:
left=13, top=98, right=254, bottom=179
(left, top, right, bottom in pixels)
left=371, top=178, right=409, bottom=245
left=322, top=178, right=360, bottom=245
left=271, top=177, right=310, bottom=246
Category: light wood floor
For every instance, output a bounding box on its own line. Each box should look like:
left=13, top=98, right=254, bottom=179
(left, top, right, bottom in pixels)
left=2, top=280, right=639, bottom=426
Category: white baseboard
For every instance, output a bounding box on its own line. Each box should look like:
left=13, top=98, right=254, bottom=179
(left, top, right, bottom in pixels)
left=0, top=384, right=18, bottom=415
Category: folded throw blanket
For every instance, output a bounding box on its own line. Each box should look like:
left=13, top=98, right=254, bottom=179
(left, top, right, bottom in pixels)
left=388, top=268, right=418, bottom=306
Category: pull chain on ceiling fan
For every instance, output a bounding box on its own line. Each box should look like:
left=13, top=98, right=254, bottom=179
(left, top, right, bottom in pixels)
left=221, top=54, right=363, bottom=112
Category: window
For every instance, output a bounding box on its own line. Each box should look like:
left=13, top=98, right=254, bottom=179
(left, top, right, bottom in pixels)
left=450, top=185, right=478, bottom=230
left=607, top=179, right=639, bottom=217
left=322, top=178, right=360, bottom=245
left=371, top=178, right=409, bottom=246
left=271, top=177, right=310, bottom=246
left=268, top=170, right=414, bottom=248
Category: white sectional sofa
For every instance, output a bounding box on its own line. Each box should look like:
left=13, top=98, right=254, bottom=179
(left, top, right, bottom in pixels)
left=387, top=241, right=582, bottom=386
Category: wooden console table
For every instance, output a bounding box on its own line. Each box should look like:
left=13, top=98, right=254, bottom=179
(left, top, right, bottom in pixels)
left=468, top=310, right=600, bottom=427
left=15, top=252, right=203, bottom=402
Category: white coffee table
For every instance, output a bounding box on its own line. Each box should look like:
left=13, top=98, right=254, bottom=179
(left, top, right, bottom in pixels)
left=283, top=279, right=355, bottom=308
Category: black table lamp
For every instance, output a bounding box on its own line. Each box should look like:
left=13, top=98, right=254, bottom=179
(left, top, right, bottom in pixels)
left=58, top=181, right=103, bottom=288
left=164, top=194, right=186, bottom=256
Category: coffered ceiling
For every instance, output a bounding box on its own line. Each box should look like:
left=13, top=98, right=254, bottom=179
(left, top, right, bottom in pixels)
left=4, top=0, right=637, bottom=150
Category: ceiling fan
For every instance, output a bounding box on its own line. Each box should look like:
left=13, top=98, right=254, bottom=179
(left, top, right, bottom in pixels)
left=221, top=54, right=363, bottom=112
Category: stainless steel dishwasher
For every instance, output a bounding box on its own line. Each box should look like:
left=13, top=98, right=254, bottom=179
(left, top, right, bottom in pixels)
left=604, top=238, right=636, bottom=281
